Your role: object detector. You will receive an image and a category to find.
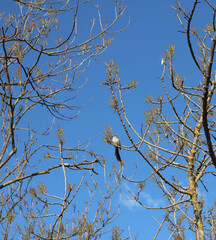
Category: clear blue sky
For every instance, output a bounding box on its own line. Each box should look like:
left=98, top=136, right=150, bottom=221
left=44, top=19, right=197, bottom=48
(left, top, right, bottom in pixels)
left=1, top=0, right=212, bottom=239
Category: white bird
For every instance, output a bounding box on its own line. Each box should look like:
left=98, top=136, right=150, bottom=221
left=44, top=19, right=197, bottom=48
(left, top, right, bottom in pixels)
left=161, top=57, right=165, bottom=65
left=112, top=135, right=121, bottom=162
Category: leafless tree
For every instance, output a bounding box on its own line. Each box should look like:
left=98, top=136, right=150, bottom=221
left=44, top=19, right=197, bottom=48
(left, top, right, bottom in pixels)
left=0, top=0, right=136, bottom=239
left=103, top=1, right=216, bottom=239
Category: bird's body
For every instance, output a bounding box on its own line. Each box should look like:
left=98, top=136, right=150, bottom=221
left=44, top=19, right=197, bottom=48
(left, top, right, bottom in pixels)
left=112, top=135, right=122, bottom=162
left=112, top=135, right=121, bottom=147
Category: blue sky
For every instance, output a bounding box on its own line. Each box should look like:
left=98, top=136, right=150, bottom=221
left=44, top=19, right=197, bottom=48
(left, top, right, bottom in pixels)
left=1, top=0, right=214, bottom=239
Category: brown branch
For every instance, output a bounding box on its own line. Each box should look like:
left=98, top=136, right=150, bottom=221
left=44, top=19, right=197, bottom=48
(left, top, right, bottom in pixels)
left=186, top=0, right=204, bottom=74
left=202, top=31, right=216, bottom=168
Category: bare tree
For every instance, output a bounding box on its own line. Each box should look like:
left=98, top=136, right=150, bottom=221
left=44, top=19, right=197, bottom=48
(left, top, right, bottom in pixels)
left=0, top=0, right=135, bottom=239
left=103, top=1, right=216, bottom=239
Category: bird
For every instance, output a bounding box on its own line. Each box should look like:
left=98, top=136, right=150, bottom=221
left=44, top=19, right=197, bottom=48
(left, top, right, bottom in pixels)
left=112, top=135, right=122, bottom=162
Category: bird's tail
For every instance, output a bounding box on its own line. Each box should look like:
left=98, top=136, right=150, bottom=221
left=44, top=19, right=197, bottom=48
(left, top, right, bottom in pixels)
left=115, top=147, right=121, bottom=162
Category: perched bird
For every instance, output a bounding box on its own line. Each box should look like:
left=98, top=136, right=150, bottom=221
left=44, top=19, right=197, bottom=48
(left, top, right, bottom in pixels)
left=112, top=135, right=122, bottom=162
